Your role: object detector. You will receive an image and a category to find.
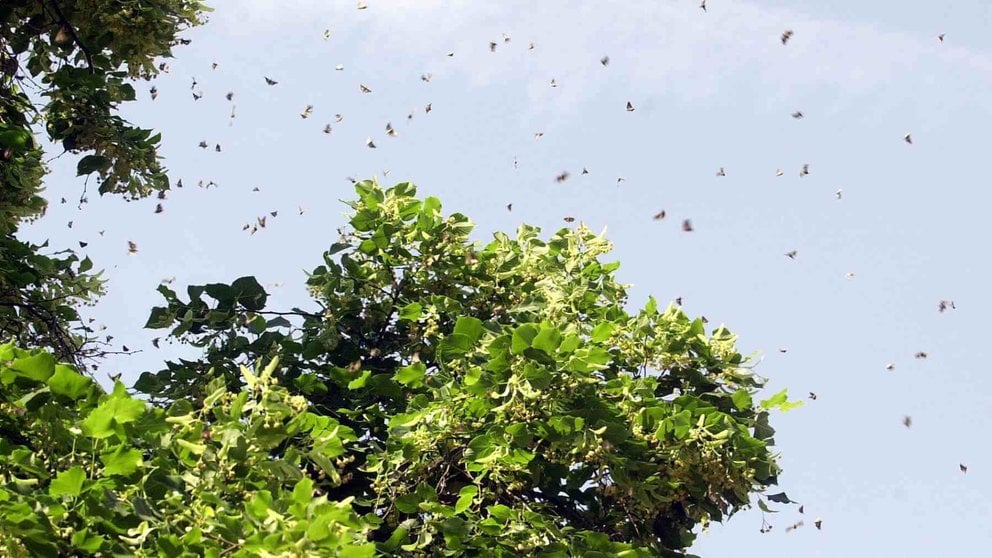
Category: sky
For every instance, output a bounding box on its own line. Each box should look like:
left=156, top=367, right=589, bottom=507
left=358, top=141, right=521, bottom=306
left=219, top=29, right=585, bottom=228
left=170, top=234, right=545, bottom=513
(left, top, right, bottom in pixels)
left=20, top=0, right=992, bottom=555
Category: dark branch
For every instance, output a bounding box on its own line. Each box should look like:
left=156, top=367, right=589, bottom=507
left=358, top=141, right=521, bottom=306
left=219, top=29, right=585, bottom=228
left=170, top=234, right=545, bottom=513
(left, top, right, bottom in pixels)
left=47, top=0, right=95, bottom=74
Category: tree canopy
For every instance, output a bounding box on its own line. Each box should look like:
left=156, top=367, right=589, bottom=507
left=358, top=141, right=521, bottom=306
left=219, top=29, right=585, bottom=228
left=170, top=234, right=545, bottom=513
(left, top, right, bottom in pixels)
left=2, top=180, right=798, bottom=556
left=0, top=0, right=206, bottom=367
left=0, top=2, right=798, bottom=556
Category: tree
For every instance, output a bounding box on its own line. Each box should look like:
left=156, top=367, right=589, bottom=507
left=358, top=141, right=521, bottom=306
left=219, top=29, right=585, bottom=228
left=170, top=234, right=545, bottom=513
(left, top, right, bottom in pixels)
left=0, top=2, right=798, bottom=555
left=0, top=0, right=206, bottom=368
left=2, top=179, right=798, bottom=556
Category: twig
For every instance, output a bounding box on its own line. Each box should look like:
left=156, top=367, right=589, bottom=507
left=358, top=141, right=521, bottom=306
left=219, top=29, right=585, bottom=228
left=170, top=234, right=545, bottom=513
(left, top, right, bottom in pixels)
left=47, top=0, right=95, bottom=74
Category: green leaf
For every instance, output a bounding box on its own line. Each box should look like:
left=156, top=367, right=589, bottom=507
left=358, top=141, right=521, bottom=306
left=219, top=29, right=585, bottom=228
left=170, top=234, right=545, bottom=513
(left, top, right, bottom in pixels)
left=455, top=485, right=478, bottom=514
left=339, top=544, right=376, bottom=558
left=100, top=446, right=143, bottom=476
left=145, top=307, right=174, bottom=329
left=731, top=390, right=752, bottom=411
left=766, top=492, right=793, bottom=504
left=347, top=370, right=372, bottom=390
left=9, top=351, right=56, bottom=383
left=395, top=493, right=421, bottom=514
left=760, top=389, right=803, bottom=412
left=532, top=325, right=562, bottom=355
left=231, top=276, right=268, bottom=311
left=292, top=477, right=314, bottom=506
left=71, top=528, right=105, bottom=553
left=590, top=322, right=615, bottom=343
left=49, top=466, right=86, bottom=497
left=78, top=256, right=93, bottom=273
left=511, top=324, right=538, bottom=354
left=454, top=316, right=484, bottom=344
left=76, top=155, right=110, bottom=176
left=82, top=384, right=146, bottom=439
left=438, top=333, right=471, bottom=360
left=394, top=362, right=426, bottom=387
left=48, top=364, right=93, bottom=400
left=398, top=302, right=422, bottom=321
left=759, top=389, right=788, bottom=410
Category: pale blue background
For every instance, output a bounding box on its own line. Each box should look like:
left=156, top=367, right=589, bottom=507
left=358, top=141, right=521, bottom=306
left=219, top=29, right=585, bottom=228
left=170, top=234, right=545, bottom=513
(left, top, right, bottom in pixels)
left=22, top=1, right=992, bottom=555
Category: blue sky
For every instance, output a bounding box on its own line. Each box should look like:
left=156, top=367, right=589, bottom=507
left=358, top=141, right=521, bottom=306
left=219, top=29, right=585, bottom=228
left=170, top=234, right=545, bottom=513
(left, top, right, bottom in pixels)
left=22, top=0, right=992, bottom=555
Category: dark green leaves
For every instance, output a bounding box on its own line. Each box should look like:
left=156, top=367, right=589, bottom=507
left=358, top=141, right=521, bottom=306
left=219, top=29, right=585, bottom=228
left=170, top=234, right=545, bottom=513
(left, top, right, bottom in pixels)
left=76, top=154, right=110, bottom=176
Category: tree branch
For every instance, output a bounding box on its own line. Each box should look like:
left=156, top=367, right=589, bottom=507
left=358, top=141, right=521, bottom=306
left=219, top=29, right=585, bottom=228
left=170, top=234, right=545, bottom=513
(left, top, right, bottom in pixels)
left=47, top=0, right=95, bottom=74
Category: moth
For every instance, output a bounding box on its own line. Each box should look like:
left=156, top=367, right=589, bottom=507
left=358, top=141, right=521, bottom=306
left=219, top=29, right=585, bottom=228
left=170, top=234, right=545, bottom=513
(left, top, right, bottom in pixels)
left=360, top=84, right=372, bottom=93
left=581, top=168, right=589, bottom=175
left=550, top=78, right=558, bottom=88
left=791, top=111, right=804, bottom=119
left=601, top=56, right=610, bottom=66
left=265, top=77, right=278, bottom=85
left=902, top=416, right=912, bottom=428
left=127, top=241, right=138, bottom=254
left=653, top=210, right=666, bottom=220
left=716, top=167, right=726, bottom=176
left=914, top=351, right=927, bottom=359
left=323, top=124, right=332, bottom=134
left=300, top=105, right=313, bottom=119
left=155, top=203, right=163, bottom=214
left=226, top=91, right=234, bottom=101
left=800, top=163, right=809, bottom=177
left=682, top=219, right=694, bottom=232
left=563, top=216, right=575, bottom=223
left=904, top=133, right=912, bottom=144
left=421, top=73, right=432, bottom=82
left=785, top=250, right=797, bottom=259
left=781, top=30, right=793, bottom=45
left=386, top=122, right=397, bottom=137
left=555, top=171, right=570, bottom=183
left=489, top=41, right=497, bottom=52
left=626, top=101, right=635, bottom=111
left=150, top=86, right=158, bottom=100
left=198, top=141, right=208, bottom=148
left=366, top=137, right=377, bottom=149
left=700, top=1, right=707, bottom=12
left=425, top=103, right=432, bottom=113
